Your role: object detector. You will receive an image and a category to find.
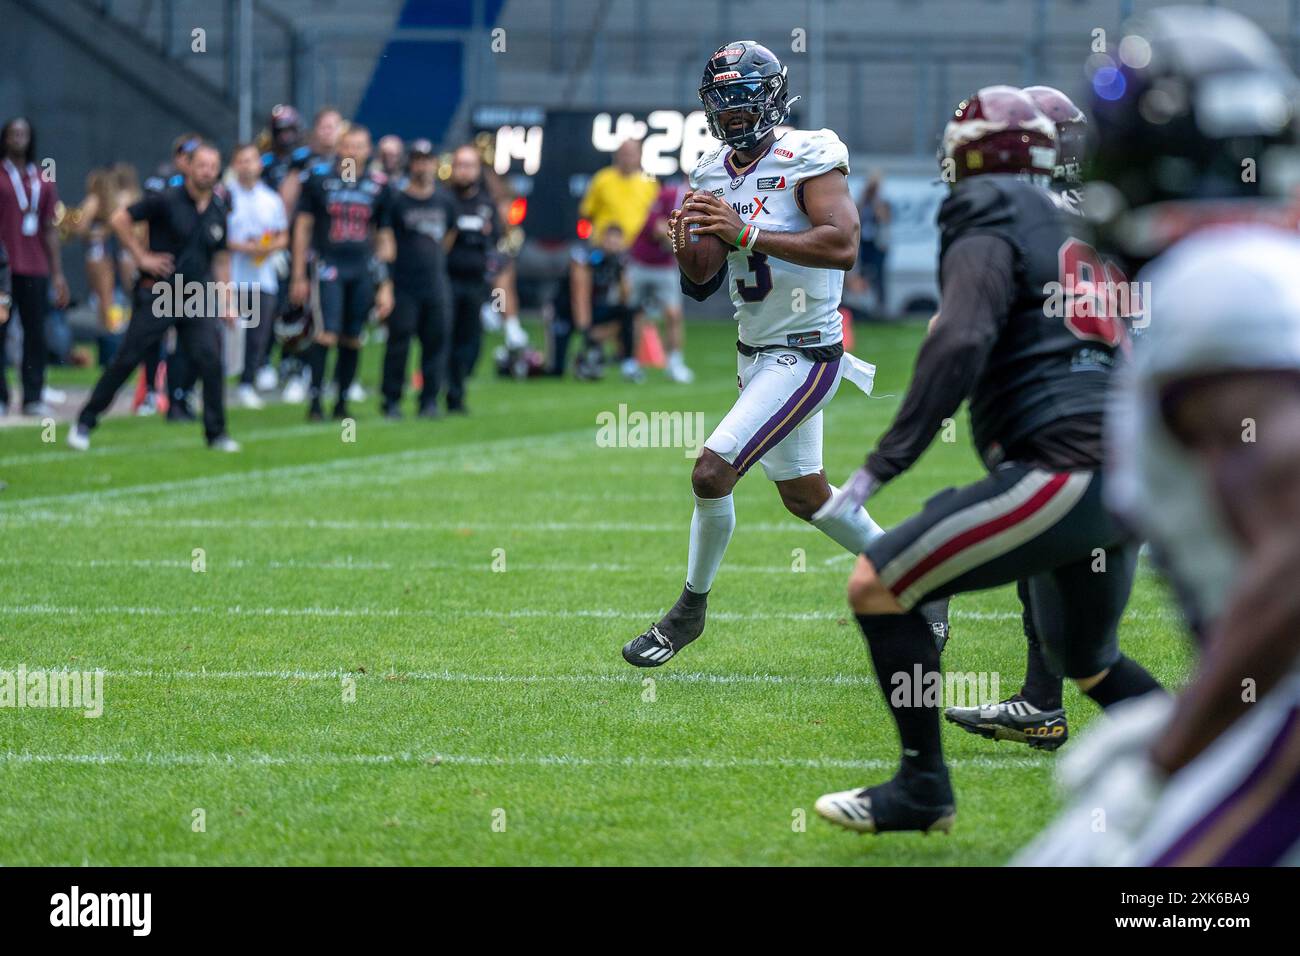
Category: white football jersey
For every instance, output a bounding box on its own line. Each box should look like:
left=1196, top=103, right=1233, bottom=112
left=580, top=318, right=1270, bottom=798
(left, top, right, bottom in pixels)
left=688, top=128, right=850, bottom=348
left=1108, top=224, right=1300, bottom=627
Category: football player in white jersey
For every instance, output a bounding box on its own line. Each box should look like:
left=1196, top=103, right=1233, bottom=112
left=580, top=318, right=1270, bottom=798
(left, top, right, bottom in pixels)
left=1019, top=6, right=1300, bottom=866
left=622, top=41, right=949, bottom=668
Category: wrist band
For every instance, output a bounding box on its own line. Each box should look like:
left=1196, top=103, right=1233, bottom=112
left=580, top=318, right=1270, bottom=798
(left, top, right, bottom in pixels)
left=734, top=223, right=760, bottom=250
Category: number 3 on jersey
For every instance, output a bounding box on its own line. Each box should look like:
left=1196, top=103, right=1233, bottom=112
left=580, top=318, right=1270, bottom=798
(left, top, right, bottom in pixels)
left=735, top=251, right=773, bottom=303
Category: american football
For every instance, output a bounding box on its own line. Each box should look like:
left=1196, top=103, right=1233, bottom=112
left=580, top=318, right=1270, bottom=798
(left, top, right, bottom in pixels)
left=1, top=0, right=1295, bottom=926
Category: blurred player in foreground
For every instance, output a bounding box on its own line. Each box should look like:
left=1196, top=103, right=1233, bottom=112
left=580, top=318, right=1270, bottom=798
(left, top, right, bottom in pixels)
left=813, top=86, right=1162, bottom=835
left=1020, top=5, right=1300, bottom=866
left=620, top=41, right=938, bottom=668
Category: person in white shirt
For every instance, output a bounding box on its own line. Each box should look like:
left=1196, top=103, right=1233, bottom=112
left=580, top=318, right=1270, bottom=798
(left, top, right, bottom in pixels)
left=227, top=142, right=288, bottom=408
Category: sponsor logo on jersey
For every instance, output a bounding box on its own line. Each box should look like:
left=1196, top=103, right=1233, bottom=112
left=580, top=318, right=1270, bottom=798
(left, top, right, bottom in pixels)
left=774, top=147, right=794, bottom=158
left=728, top=199, right=769, bottom=218
left=756, top=176, right=786, bottom=190
left=710, top=188, right=725, bottom=197
left=786, top=331, right=821, bottom=347
left=729, top=176, right=745, bottom=190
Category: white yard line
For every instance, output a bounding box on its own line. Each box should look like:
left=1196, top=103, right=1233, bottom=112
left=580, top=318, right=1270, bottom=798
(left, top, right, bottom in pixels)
left=0, top=602, right=1172, bottom=624
left=0, top=750, right=1045, bottom=771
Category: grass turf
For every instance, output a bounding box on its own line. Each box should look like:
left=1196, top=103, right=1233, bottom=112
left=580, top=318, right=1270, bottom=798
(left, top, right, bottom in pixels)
left=0, top=318, right=1189, bottom=865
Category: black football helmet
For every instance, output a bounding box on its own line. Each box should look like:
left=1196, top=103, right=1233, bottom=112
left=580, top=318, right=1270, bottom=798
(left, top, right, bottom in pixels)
left=1086, top=5, right=1300, bottom=263
left=1022, top=86, right=1086, bottom=185
left=698, top=41, right=799, bottom=152
left=269, top=104, right=302, bottom=151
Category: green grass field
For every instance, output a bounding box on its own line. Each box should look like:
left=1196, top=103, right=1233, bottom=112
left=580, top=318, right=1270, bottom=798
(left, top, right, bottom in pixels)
left=0, top=319, right=1190, bottom=865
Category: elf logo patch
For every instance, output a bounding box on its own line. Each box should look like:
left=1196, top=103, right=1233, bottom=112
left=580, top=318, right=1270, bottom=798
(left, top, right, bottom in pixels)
left=774, top=147, right=795, bottom=158
left=756, top=176, right=786, bottom=190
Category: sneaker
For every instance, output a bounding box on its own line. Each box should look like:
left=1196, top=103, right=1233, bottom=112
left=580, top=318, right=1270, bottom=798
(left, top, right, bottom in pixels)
left=254, top=365, right=279, bottom=392
left=136, top=392, right=160, bottom=417
left=66, top=423, right=91, bottom=451
left=573, top=347, right=605, bottom=381
left=346, top=382, right=366, bottom=403
left=815, top=774, right=956, bottom=835
left=620, top=358, right=645, bottom=384
left=282, top=374, right=308, bottom=404
left=943, top=695, right=1069, bottom=751
left=382, top=402, right=404, bottom=420
left=208, top=435, right=241, bottom=453
left=22, top=401, right=53, bottom=417
left=41, top=386, right=67, bottom=404
left=236, top=384, right=265, bottom=410
left=666, top=354, right=695, bottom=384
left=166, top=398, right=196, bottom=422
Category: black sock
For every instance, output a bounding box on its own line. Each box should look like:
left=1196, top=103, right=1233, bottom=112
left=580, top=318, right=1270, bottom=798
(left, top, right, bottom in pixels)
left=856, top=611, right=946, bottom=777
left=335, top=346, right=360, bottom=397
left=1084, top=654, right=1165, bottom=709
left=307, top=342, right=327, bottom=396
left=679, top=584, right=707, bottom=607
left=1020, top=634, right=1063, bottom=711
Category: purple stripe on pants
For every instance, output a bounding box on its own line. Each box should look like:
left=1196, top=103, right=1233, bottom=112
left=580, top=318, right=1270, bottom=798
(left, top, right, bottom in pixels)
left=733, top=358, right=838, bottom=476
left=1151, top=706, right=1300, bottom=867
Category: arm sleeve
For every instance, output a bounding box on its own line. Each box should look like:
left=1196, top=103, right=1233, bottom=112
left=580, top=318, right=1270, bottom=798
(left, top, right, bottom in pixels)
left=681, top=265, right=726, bottom=302
left=865, top=234, right=1015, bottom=484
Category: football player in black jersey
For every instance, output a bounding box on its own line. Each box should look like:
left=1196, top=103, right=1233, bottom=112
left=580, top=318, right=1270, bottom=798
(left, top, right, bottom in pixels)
left=289, top=123, right=395, bottom=420
left=811, top=86, right=1163, bottom=835
left=943, top=86, right=1088, bottom=750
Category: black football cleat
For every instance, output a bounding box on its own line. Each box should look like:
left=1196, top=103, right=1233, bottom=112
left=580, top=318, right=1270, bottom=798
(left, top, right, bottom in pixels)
left=815, top=773, right=955, bottom=835
left=622, top=587, right=708, bottom=667
left=943, top=695, right=1069, bottom=750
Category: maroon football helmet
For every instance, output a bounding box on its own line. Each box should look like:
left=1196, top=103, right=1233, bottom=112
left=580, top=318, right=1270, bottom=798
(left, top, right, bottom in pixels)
left=1022, top=86, right=1087, bottom=184
left=940, top=85, right=1057, bottom=182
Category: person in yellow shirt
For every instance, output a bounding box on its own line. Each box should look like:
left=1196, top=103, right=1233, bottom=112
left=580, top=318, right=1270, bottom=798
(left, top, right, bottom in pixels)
left=579, top=140, right=658, bottom=246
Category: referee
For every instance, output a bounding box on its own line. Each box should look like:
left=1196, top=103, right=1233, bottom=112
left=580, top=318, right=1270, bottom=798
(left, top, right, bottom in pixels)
left=69, top=141, right=239, bottom=451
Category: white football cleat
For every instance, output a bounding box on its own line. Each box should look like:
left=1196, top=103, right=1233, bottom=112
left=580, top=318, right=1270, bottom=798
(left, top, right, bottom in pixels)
left=236, top=384, right=265, bottom=409
left=346, top=382, right=366, bottom=403
left=208, top=435, right=242, bottom=453
left=666, top=354, right=695, bottom=384
left=67, top=424, right=91, bottom=451
left=282, top=374, right=308, bottom=404
left=254, top=365, right=279, bottom=392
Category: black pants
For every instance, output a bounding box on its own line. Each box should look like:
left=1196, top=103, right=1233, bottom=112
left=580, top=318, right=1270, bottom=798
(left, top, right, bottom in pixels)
left=383, top=287, right=449, bottom=409
left=0, top=273, right=49, bottom=407
left=447, top=278, right=487, bottom=410
left=863, top=462, right=1137, bottom=679
left=79, top=286, right=227, bottom=441
left=240, top=291, right=278, bottom=386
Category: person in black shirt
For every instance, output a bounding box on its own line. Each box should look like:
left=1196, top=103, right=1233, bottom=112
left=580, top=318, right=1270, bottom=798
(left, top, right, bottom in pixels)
left=69, top=142, right=239, bottom=451
left=810, top=87, right=1162, bottom=837
left=551, top=224, right=635, bottom=380
left=290, top=124, right=394, bottom=420
left=443, top=145, right=501, bottom=414
left=382, top=139, right=455, bottom=418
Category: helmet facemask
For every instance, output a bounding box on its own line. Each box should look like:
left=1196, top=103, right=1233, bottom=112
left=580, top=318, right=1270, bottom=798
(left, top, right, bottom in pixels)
left=699, top=69, right=796, bottom=152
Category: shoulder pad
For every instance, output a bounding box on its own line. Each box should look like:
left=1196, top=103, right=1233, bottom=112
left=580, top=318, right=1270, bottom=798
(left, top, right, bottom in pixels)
left=938, top=176, right=1019, bottom=242
left=688, top=145, right=726, bottom=188
left=772, top=128, right=849, bottom=178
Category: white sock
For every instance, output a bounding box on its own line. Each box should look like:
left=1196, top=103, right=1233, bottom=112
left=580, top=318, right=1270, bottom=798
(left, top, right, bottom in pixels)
left=686, top=493, right=735, bottom=593
left=812, top=484, right=885, bottom=553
